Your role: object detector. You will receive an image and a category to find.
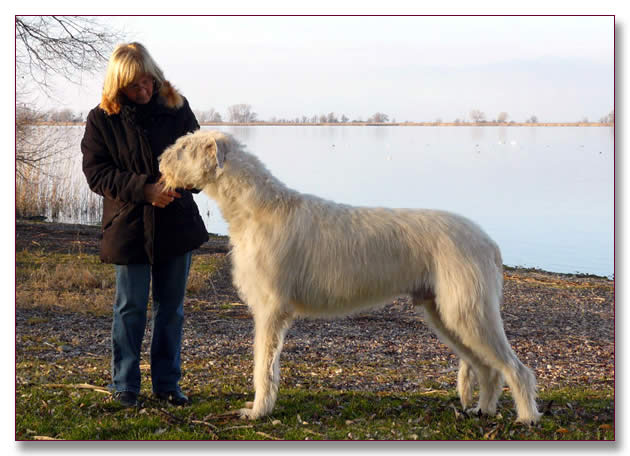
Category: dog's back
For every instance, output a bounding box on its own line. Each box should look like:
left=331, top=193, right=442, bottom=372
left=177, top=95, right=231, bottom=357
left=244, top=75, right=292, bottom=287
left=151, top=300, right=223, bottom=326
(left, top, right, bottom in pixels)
left=246, top=194, right=501, bottom=318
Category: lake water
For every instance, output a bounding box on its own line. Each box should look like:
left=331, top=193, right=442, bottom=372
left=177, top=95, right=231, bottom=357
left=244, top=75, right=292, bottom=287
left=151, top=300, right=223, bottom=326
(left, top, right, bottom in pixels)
left=35, top=125, right=614, bottom=278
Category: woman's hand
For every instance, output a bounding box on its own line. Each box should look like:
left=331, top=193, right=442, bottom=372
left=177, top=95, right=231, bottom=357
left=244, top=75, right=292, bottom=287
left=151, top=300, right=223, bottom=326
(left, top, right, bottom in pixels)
left=143, top=182, right=181, bottom=208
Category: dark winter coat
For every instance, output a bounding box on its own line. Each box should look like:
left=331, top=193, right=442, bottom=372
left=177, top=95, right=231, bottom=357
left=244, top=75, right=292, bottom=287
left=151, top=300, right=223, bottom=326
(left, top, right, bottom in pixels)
left=81, top=81, right=209, bottom=264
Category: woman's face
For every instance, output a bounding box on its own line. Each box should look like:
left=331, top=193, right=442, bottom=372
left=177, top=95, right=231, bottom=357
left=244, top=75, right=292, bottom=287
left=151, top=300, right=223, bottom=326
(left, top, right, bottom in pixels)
left=121, top=73, right=154, bottom=104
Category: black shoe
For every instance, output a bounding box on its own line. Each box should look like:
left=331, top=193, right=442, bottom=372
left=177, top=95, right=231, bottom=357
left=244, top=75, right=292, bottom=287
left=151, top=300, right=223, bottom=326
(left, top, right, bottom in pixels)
left=155, top=390, right=189, bottom=406
left=113, top=391, right=138, bottom=407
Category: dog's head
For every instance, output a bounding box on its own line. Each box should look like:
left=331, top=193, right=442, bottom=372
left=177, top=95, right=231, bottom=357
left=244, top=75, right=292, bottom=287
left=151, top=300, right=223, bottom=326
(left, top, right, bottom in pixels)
left=159, top=130, right=228, bottom=191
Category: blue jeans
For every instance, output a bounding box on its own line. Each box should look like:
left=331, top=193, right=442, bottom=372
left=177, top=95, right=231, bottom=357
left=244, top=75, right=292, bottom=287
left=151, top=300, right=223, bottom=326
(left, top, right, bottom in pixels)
left=111, top=252, right=192, bottom=395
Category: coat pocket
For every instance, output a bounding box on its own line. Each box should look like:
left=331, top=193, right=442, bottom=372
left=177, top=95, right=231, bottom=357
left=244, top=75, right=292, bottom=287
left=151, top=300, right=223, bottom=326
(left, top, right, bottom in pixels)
left=102, top=202, right=129, bottom=232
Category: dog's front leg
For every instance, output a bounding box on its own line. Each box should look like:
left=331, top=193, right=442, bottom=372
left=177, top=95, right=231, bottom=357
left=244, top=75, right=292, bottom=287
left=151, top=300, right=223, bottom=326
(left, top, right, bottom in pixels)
left=239, top=308, right=292, bottom=419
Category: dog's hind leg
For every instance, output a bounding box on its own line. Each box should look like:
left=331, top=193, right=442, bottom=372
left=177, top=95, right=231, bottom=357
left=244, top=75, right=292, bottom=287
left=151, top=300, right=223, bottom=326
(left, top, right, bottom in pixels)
left=239, top=305, right=293, bottom=420
left=436, top=295, right=541, bottom=424
left=460, top=323, right=540, bottom=423
left=457, top=359, right=475, bottom=410
left=418, top=298, right=502, bottom=416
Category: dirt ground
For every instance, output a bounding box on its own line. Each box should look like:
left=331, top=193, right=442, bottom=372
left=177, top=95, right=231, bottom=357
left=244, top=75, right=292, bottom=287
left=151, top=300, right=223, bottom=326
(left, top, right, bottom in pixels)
left=16, top=220, right=614, bottom=395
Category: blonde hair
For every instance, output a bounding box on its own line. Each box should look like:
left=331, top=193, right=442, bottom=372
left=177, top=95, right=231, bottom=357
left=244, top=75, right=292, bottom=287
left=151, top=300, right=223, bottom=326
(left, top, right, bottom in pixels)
left=100, top=42, right=166, bottom=115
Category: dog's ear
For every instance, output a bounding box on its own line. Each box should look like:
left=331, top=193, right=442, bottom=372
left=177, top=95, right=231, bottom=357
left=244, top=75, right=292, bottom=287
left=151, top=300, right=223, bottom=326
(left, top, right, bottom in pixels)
left=207, top=137, right=225, bottom=169
left=216, top=143, right=226, bottom=169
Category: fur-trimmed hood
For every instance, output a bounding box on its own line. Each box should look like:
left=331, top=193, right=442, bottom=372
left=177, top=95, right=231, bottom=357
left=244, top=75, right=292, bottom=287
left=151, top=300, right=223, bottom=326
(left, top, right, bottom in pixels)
left=100, top=80, right=184, bottom=116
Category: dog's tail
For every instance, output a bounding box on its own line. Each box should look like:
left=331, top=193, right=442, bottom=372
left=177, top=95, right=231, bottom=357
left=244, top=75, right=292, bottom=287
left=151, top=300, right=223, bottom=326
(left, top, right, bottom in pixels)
left=493, top=243, right=504, bottom=291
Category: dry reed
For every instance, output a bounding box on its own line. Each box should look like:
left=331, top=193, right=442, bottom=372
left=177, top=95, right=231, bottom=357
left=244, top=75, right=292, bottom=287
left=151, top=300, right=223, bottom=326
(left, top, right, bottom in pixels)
left=16, top=126, right=102, bottom=224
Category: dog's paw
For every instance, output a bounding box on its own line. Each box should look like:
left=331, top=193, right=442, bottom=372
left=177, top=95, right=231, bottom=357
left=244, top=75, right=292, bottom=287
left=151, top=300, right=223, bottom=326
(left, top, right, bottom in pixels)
left=465, top=406, right=484, bottom=418
left=244, top=401, right=254, bottom=409
left=459, top=397, right=474, bottom=411
left=515, top=411, right=543, bottom=425
left=238, top=407, right=260, bottom=420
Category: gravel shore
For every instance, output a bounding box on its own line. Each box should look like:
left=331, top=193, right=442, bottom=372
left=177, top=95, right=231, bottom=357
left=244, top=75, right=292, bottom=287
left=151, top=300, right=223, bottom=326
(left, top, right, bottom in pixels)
left=16, top=220, right=614, bottom=394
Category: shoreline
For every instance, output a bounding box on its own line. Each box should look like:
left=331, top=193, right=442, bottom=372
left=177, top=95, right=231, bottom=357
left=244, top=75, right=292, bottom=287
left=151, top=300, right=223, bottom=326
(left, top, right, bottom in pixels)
left=15, top=219, right=613, bottom=281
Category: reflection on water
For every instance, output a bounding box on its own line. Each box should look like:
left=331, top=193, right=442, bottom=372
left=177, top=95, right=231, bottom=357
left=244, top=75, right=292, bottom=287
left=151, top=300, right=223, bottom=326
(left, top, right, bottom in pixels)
left=31, top=125, right=614, bottom=277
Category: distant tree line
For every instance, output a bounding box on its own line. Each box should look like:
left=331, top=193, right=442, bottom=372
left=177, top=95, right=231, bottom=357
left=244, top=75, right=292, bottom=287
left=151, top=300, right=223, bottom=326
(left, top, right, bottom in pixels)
left=469, top=109, right=538, bottom=124
left=599, top=110, right=615, bottom=124
left=31, top=104, right=616, bottom=126
left=194, top=106, right=615, bottom=125
left=20, top=106, right=86, bottom=122
left=197, top=104, right=392, bottom=124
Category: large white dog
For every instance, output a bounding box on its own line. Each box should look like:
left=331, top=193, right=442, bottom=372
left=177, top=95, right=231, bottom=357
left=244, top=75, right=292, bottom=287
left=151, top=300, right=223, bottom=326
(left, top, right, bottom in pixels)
left=159, top=130, right=541, bottom=424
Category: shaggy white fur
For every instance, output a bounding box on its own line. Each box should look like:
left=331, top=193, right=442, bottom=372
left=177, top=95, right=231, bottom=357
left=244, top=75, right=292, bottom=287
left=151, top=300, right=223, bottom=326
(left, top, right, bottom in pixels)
left=159, top=130, right=542, bottom=424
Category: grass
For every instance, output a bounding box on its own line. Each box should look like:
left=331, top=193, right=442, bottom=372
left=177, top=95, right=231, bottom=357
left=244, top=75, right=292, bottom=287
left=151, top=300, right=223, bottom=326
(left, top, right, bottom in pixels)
left=186, top=254, right=229, bottom=296
left=15, top=249, right=615, bottom=441
left=16, top=356, right=615, bottom=441
left=16, top=249, right=116, bottom=317
left=15, top=249, right=229, bottom=317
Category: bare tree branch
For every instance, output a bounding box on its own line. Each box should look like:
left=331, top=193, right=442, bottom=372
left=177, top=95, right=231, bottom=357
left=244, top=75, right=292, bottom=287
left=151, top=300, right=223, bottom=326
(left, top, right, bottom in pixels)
left=16, top=16, right=124, bottom=177
left=16, top=16, right=122, bottom=93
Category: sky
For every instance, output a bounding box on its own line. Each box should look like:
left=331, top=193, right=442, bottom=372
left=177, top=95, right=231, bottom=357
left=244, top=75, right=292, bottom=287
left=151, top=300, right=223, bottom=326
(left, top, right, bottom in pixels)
left=37, top=15, right=614, bottom=123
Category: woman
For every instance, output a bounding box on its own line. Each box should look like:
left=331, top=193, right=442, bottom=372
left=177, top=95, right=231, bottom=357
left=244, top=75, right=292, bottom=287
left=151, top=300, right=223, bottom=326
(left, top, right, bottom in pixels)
left=81, top=42, right=209, bottom=407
